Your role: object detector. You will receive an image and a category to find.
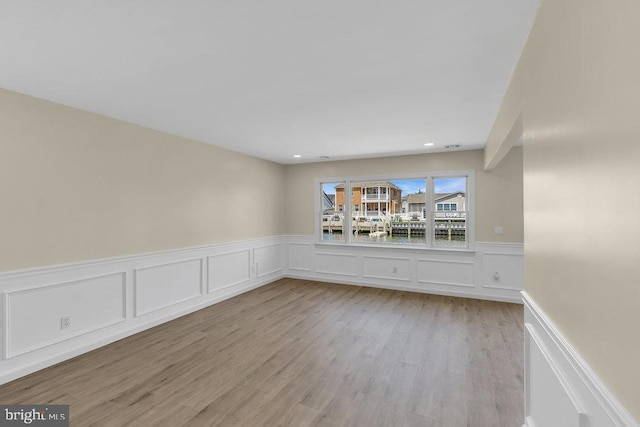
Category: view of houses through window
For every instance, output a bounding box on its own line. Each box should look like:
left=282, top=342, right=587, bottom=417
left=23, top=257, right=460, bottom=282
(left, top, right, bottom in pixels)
left=432, top=177, right=467, bottom=247
left=320, top=174, right=470, bottom=248
left=320, top=182, right=344, bottom=242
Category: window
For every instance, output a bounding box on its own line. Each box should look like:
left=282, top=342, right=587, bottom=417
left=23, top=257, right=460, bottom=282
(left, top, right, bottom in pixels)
left=433, top=178, right=467, bottom=248
left=320, top=182, right=345, bottom=242
left=317, top=172, right=474, bottom=249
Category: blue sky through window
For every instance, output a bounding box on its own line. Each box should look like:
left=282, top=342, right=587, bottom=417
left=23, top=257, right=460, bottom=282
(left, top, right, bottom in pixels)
left=432, top=177, right=466, bottom=194
left=389, top=177, right=466, bottom=195
left=322, top=177, right=466, bottom=196
left=322, top=183, right=341, bottom=194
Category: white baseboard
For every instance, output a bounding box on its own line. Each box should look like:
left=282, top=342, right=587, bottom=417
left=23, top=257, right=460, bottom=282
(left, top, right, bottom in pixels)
left=523, top=291, right=639, bottom=427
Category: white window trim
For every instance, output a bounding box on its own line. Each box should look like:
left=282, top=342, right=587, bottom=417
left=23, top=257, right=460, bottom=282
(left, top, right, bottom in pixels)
left=314, top=171, right=476, bottom=251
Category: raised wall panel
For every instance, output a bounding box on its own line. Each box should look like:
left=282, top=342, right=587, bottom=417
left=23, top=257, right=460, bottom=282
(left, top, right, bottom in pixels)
left=0, top=236, right=284, bottom=388
left=523, top=292, right=637, bottom=427
left=482, top=253, right=524, bottom=290
left=208, top=250, right=250, bottom=293
left=254, top=244, right=284, bottom=278
left=285, top=239, right=522, bottom=303
left=526, top=324, right=585, bottom=427
left=5, top=273, right=126, bottom=358
left=135, top=259, right=203, bottom=316
left=362, top=256, right=411, bottom=282
left=315, top=253, right=358, bottom=277
left=416, top=259, right=474, bottom=287
left=288, top=243, right=312, bottom=272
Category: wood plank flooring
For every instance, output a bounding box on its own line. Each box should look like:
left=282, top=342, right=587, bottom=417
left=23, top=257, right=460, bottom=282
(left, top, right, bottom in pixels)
left=0, top=278, right=524, bottom=426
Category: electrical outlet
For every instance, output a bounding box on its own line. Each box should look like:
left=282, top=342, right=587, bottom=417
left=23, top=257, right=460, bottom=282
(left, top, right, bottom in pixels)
left=393, top=267, right=398, bottom=274
left=493, top=226, right=504, bottom=235
left=60, top=316, right=71, bottom=330
left=493, top=272, right=500, bottom=282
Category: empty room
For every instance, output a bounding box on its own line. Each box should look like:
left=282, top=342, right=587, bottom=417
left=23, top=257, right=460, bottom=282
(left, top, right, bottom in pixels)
left=0, top=1, right=638, bottom=426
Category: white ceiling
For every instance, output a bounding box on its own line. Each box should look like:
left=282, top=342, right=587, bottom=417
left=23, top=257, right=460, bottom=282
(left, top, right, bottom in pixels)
left=0, top=1, right=538, bottom=164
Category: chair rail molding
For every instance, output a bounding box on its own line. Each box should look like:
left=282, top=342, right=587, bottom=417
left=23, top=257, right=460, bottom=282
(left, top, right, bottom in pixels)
left=523, top=291, right=639, bottom=427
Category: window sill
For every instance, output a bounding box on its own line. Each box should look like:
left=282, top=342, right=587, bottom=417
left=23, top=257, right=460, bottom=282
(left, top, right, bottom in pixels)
left=313, top=240, right=476, bottom=253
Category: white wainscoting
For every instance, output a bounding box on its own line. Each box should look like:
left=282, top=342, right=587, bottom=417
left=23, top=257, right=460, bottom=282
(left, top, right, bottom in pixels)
left=134, top=258, right=203, bottom=316
left=288, top=242, right=313, bottom=272
left=315, top=252, right=358, bottom=277
left=5, top=273, right=126, bottom=359
left=4, top=234, right=638, bottom=425
left=482, top=251, right=524, bottom=291
left=254, top=244, right=285, bottom=278
left=208, top=250, right=251, bottom=293
left=416, top=258, right=475, bottom=288
left=0, top=235, right=524, bottom=388
left=523, top=292, right=639, bottom=427
left=285, top=236, right=524, bottom=303
left=0, top=237, right=286, bottom=386
left=362, top=256, right=412, bottom=282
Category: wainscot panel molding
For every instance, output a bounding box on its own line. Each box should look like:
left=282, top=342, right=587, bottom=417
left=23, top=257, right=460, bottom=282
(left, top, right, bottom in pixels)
left=0, top=235, right=523, bottom=387
left=134, top=258, right=203, bottom=316
left=416, top=258, right=475, bottom=288
left=0, top=236, right=286, bottom=386
left=284, top=236, right=524, bottom=303
left=287, top=242, right=313, bottom=272
left=208, top=250, right=251, bottom=293
left=4, top=273, right=126, bottom=359
left=523, top=291, right=639, bottom=427
left=362, top=256, right=411, bottom=282
left=254, top=244, right=285, bottom=278
left=315, top=253, right=358, bottom=277
left=5, top=235, right=637, bottom=425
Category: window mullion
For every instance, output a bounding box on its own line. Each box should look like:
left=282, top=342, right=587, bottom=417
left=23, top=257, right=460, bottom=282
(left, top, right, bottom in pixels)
left=344, top=180, right=352, bottom=242
left=425, top=177, right=433, bottom=248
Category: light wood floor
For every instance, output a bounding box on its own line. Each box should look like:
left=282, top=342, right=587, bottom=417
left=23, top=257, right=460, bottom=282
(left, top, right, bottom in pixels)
left=0, top=278, right=524, bottom=426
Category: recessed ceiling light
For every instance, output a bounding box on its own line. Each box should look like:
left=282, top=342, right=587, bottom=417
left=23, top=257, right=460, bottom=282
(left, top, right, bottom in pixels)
left=424, top=142, right=435, bottom=147
left=293, top=154, right=302, bottom=158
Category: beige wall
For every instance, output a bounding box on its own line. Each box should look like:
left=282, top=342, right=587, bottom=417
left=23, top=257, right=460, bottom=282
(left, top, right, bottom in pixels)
left=0, top=89, right=286, bottom=272
left=283, top=148, right=524, bottom=243
left=489, top=0, right=640, bottom=419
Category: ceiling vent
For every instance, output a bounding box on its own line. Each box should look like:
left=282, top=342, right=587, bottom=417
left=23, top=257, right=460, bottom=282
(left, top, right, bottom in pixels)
left=317, top=156, right=330, bottom=159
left=444, top=144, right=461, bottom=149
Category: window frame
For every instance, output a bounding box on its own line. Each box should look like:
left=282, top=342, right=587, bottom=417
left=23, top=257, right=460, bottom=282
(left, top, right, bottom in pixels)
left=315, top=170, right=475, bottom=250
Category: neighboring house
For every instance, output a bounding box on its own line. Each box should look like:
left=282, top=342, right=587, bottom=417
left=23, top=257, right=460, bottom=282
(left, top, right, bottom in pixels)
left=334, top=181, right=402, bottom=216
left=404, top=191, right=466, bottom=219
left=406, top=192, right=426, bottom=217
left=434, top=192, right=466, bottom=213
left=321, top=191, right=335, bottom=213
left=433, top=192, right=466, bottom=237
